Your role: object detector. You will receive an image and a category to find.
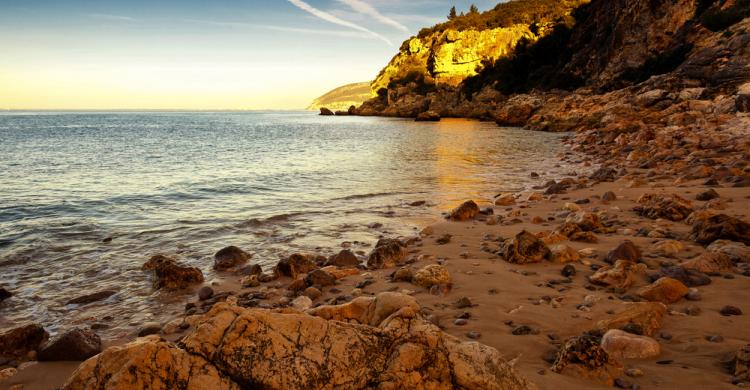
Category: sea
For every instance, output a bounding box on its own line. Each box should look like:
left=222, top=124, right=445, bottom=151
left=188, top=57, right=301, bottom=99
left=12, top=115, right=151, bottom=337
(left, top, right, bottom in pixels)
left=0, top=111, right=579, bottom=339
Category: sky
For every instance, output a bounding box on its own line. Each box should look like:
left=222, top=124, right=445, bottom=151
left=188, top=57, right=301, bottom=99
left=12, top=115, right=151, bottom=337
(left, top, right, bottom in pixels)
left=0, top=0, right=501, bottom=110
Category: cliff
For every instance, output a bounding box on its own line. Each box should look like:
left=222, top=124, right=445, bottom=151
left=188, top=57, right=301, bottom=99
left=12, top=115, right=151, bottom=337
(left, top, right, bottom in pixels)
left=307, top=82, right=372, bottom=111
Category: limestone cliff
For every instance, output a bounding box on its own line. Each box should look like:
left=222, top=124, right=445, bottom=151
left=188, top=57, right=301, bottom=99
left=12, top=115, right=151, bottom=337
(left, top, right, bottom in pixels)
left=307, top=82, right=372, bottom=111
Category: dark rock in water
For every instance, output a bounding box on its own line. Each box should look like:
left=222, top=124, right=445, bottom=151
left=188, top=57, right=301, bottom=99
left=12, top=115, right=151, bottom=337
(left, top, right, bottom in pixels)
left=275, top=253, right=319, bottom=279
left=326, top=249, right=360, bottom=267
left=605, top=241, right=641, bottom=264
left=448, top=200, right=480, bottom=221
left=590, top=167, right=617, bottom=182
left=696, top=189, right=720, bottom=201
left=690, top=214, right=750, bottom=246
left=334, top=110, right=349, bottom=116
left=238, top=264, right=262, bottom=276
left=634, top=193, right=693, bottom=221
left=38, top=328, right=101, bottom=361
left=142, top=255, right=204, bottom=290
left=415, top=110, right=440, bottom=121
left=601, top=191, right=617, bottom=202
left=137, top=322, right=162, bottom=337
left=530, top=172, right=540, bottom=178
left=720, top=305, right=743, bottom=316
left=214, top=245, right=251, bottom=271
left=319, top=107, right=334, bottom=116
left=0, top=323, right=48, bottom=361
left=305, top=269, right=336, bottom=287
left=651, top=266, right=711, bottom=287
left=499, top=230, right=551, bottom=264
left=198, top=286, right=214, bottom=301
left=562, top=264, right=577, bottom=278
left=0, top=287, right=11, bottom=302
left=367, top=238, right=407, bottom=269
left=66, top=290, right=117, bottom=305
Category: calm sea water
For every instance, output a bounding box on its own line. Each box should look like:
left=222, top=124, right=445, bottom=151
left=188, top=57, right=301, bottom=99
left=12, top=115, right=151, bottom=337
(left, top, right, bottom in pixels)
left=0, top=111, right=577, bottom=339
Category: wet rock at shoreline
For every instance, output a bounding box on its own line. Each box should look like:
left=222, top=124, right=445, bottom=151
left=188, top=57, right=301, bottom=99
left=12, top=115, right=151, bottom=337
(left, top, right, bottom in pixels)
left=319, top=107, right=334, bottom=116
left=326, top=249, right=360, bottom=267
left=499, top=230, right=551, bottom=264
left=198, top=286, right=214, bottom=301
left=415, top=110, right=440, bottom=121
left=366, top=238, right=407, bottom=269
left=143, top=255, right=204, bottom=290
left=275, top=253, right=319, bottom=279
left=0, top=287, right=12, bottom=302
left=690, top=214, right=750, bottom=246
left=0, top=324, right=48, bottom=361
left=634, top=193, right=693, bottom=221
left=66, top=290, right=117, bottom=305
left=213, top=246, right=251, bottom=271
left=448, top=200, right=480, bottom=221
left=412, top=264, right=451, bottom=288
left=305, top=269, right=336, bottom=287
left=39, top=328, right=101, bottom=362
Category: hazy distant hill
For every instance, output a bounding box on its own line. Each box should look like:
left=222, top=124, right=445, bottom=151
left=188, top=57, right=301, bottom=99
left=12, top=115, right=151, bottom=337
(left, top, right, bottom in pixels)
left=307, top=82, right=373, bottom=111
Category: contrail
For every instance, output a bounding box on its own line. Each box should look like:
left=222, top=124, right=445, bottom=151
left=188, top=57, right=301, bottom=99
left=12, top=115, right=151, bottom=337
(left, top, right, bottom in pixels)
left=286, top=0, right=392, bottom=45
left=335, top=0, right=409, bottom=32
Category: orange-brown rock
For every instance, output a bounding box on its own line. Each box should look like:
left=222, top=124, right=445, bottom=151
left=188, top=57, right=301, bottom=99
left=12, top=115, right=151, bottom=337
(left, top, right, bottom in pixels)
left=679, top=252, right=734, bottom=274
left=596, top=302, right=667, bottom=337
left=589, top=260, right=645, bottom=289
left=638, top=277, right=689, bottom=304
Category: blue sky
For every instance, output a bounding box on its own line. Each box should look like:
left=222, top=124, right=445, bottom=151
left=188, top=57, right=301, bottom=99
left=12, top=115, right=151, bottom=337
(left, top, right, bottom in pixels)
left=0, top=0, right=501, bottom=109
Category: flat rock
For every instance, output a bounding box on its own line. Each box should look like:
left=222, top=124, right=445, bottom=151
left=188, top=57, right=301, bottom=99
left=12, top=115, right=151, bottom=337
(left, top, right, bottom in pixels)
left=66, top=290, right=117, bottom=305
left=589, top=260, right=645, bottom=289
left=651, top=266, right=711, bottom=287
left=638, top=277, right=689, bottom=304
left=634, top=193, right=693, bottom=221
left=600, top=329, right=660, bottom=360
left=39, top=328, right=102, bottom=361
left=596, top=302, right=666, bottom=337
left=690, top=214, right=750, bottom=246
left=679, top=252, right=733, bottom=274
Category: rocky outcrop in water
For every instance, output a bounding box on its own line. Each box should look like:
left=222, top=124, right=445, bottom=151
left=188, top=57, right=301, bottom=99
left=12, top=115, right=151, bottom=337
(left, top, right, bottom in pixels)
left=62, top=293, right=534, bottom=390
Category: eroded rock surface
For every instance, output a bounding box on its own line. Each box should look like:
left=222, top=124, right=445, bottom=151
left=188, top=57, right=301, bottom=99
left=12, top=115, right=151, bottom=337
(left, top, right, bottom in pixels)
left=142, top=255, right=204, bottom=290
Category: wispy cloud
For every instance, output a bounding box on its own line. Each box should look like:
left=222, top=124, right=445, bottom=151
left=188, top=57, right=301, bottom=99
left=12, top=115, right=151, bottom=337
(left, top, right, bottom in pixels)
left=286, top=0, right=392, bottom=45
left=334, top=0, right=409, bottom=32
left=87, top=13, right=135, bottom=22
left=183, top=19, right=378, bottom=40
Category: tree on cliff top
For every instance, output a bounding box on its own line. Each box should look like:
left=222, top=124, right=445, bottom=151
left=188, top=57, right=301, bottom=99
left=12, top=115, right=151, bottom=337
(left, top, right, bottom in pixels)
left=448, top=6, right=457, bottom=20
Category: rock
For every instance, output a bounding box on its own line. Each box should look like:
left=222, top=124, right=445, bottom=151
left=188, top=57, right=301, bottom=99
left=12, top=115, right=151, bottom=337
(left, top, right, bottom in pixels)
left=600, top=329, right=661, bottom=360
left=596, top=302, right=666, bottom=337
left=198, top=286, right=214, bottom=301
left=0, top=287, right=11, bottom=302
left=436, top=234, right=452, bottom=244
left=637, top=277, right=689, bottom=304
left=66, top=290, right=117, bottom=305
left=238, top=264, right=262, bottom=276
left=415, top=110, right=440, bottom=121
left=566, top=212, right=602, bottom=232
left=589, top=260, right=645, bottom=289
left=240, top=275, right=260, bottom=288
left=319, top=107, right=334, bottom=116
left=696, top=189, right=720, bottom=201
left=680, top=252, right=733, bottom=274
left=720, top=305, right=743, bottom=316
left=326, top=249, right=360, bottom=267
left=412, top=264, right=451, bottom=288
left=552, top=334, right=623, bottom=386
left=604, top=240, right=641, bottom=264
left=448, top=200, right=480, bottom=221
left=275, top=253, right=318, bottom=279
left=512, top=325, right=532, bottom=335
left=735, top=344, right=750, bottom=381
left=737, top=83, right=750, bottom=112
left=499, top=230, right=551, bottom=264
left=634, top=193, right=693, bottom=221
left=366, top=238, right=407, bottom=269
left=602, top=191, right=617, bottom=201
left=213, top=246, right=251, bottom=271
left=38, top=328, right=102, bottom=361
left=707, top=240, right=750, bottom=263
left=562, top=264, right=577, bottom=277
left=456, top=297, right=473, bottom=309
left=392, top=267, right=414, bottom=282
left=63, top=294, right=535, bottom=390
left=651, top=266, right=711, bottom=287
left=305, top=269, right=337, bottom=287
left=495, top=193, right=515, bottom=206
left=302, top=287, right=322, bottom=301
left=651, top=240, right=683, bottom=257
left=686, top=288, right=701, bottom=301
left=319, top=266, right=358, bottom=280
left=142, top=254, right=204, bottom=290
left=590, top=167, right=618, bottom=182
left=0, top=324, right=48, bottom=361
left=549, top=244, right=581, bottom=264
left=570, top=231, right=598, bottom=243
left=690, top=214, right=750, bottom=246
left=137, top=322, right=162, bottom=337
left=291, top=296, right=313, bottom=311
left=0, top=367, right=17, bottom=381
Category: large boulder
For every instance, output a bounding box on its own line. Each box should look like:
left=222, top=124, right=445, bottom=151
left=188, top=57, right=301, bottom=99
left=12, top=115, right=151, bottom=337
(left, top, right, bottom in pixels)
left=412, top=264, right=452, bottom=288
left=274, top=253, right=319, bottom=279
left=600, top=329, right=660, bottom=360
left=213, top=246, right=251, bottom=271
left=448, top=200, right=480, bottom=221
left=690, top=214, right=750, bottom=246
left=142, top=255, right=204, bottom=290
left=589, top=260, right=645, bottom=289
left=634, top=193, right=693, bottom=221
left=326, top=249, right=360, bottom=267
left=604, top=240, right=641, bottom=264
left=0, top=323, right=48, bottom=361
left=637, top=277, right=689, bottom=304
left=367, top=238, right=407, bottom=269
left=707, top=240, right=750, bottom=263
left=319, top=107, right=334, bottom=116
left=679, top=252, right=734, bottom=274
left=39, top=328, right=102, bottom=361
left=499, top=230, right=551, bottom=264
left=596, top=302, right=666, bottom=337
left=63, top=293, right=534, bottom=390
